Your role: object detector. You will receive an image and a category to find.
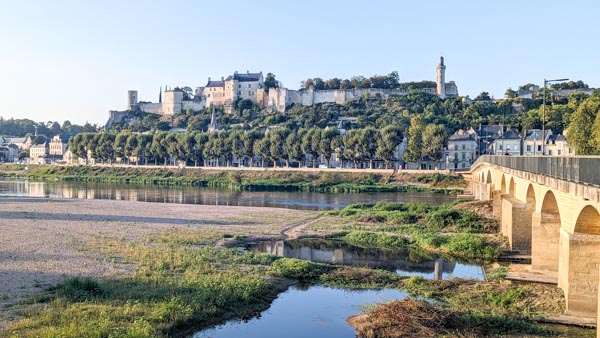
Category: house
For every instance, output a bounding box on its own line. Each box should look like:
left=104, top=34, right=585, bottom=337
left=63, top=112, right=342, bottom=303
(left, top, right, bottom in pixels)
left=29, top=142, right=49, bottom=164
left=546, top=134, right=575, bottom=156
left=523, top=129, right=552, bottom=156
left=49, top=134, right=70, bottom=157
left=444, top=129, right=478, bottom=169
left=491, top=129, right=521, bottom=155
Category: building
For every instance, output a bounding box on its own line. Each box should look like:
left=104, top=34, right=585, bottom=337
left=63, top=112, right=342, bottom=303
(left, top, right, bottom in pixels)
left=445, top=129, right=478, bottom=169
left=49, top=134, right=69, bottom=156
left=29, top=142, right=49, bottom=164
left=491, top=129, right=521, bottom=156
left=546, top=134, right=574, bottom=156
left=107, top=57, right=460, bottom=127
left=523, top=129, right=551, bottom=156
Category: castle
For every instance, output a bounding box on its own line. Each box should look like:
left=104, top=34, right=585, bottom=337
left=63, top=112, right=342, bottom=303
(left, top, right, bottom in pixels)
left=107, top=57, right=458, bottom=127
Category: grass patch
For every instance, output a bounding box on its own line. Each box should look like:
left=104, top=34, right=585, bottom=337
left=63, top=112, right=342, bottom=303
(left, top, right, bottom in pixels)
left=270, top=258, right=332, bottom=281
left=4, top=233, right=289, bottom=337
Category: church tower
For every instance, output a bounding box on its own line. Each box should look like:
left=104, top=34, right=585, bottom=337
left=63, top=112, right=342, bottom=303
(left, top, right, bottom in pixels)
left=436, top=56, right=446, bottom=99
left=208, top=105, right=218, bottom=133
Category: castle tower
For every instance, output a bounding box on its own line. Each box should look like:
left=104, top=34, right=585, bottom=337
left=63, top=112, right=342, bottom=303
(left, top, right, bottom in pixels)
left=436, top=56, right=446, bottom=99
left=208, top=105, right=218, bottom=133
left=127, top=90, right=138, bottom=110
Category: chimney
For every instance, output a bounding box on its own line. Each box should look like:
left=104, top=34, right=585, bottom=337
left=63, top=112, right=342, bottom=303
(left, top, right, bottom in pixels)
left=208, top=77, right=211, bottom=82
left=247, top=70, right=249, bottom=74
left=221, top=76, right=224, bottom=81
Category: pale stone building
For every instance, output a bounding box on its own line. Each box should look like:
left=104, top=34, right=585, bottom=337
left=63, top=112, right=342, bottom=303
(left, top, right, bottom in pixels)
left=49, top=134, right=69, bottom=156
left=444, top=129, right=478, bottom=169
left=492, top=129, right=521, bottom=156
left=523, top=129, right=551, bottom=156
left=29, top=142, right=49, bottom=164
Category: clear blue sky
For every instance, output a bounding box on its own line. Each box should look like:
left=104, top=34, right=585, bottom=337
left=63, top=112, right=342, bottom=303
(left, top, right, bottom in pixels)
left=1, top=0, right=598, bottom=125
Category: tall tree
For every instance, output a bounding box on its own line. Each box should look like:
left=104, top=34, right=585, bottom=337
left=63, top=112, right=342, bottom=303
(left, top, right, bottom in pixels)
left=570, top=91, right=600, bottom=155
left=376, top=125, right=403, bottom=169
left=421, top=124, right=447, bottom=169
left=403, top=116, right=425, bottom=166
left=264, top=73, right=279, bottom=91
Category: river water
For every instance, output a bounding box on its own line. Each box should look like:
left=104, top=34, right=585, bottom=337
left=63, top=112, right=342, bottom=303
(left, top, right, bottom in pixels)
left=0, top=179, right=482, bottom=337
left=0, top=179, right=456, bottom=210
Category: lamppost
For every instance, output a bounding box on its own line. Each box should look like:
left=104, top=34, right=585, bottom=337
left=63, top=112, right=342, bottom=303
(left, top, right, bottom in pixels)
left=542, top=78, right=568, bottom=155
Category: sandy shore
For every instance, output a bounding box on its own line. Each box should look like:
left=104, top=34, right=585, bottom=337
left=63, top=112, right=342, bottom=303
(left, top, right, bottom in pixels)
left=0, top=197, right=318, bottom=327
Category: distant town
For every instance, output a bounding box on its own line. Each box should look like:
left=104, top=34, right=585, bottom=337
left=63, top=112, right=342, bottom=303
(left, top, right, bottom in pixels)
left=0, top=56, right=598, bottom=170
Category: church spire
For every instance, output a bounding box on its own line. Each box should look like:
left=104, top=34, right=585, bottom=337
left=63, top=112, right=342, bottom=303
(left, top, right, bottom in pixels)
left=209, top=105, right=218, bottom=133
left=159, top=87, right=162, bottom=103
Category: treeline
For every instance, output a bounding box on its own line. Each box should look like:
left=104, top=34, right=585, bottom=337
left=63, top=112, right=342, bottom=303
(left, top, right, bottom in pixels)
left=568, top=91, right=600, bottom=155
left=0, top=117, right=98, bottom=137
left=69, top=126, right=403, bottom=169
left=301, top=72, right=425, bottom=91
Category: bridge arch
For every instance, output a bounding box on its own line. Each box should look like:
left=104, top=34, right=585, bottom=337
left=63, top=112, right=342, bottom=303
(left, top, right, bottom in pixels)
left=485, top=171, right=492, bottom=184
left=500, top=175, right=506, bottom=194
left=531, top=190, right=561, bottom=272
left=564, top=205, right=600, bottom=315
left=508, top=177, right=516, bottom=197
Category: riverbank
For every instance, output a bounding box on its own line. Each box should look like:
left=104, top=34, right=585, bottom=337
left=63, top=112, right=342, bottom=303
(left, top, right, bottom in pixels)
left=0, top=164, right=465, bottom=193
left=0, top=197, right=583, bottom=337
left=0, top=197, right=320, bottom=334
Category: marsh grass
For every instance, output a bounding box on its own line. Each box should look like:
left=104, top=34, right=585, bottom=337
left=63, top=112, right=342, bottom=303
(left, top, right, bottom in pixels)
left=3, top=231, right=288, bottom=337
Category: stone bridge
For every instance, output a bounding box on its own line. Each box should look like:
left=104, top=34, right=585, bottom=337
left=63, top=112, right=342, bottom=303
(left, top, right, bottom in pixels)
left=468, top=155, right=600, bottom=322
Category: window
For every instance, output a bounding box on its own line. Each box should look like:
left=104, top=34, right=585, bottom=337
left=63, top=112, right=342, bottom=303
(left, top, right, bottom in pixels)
left=462, top=144, right=465, bottom=150
left=238, top=91, right=241, bottom=95
left=558, top=150, right=562, bottom=155
left=462, top=153, right=466, bottom=160
left=239, top=84, right=241, bottom=89
left=548, top=150, right=553, bottom=155
left=499, top=145, right=503, bottom=150
left=248, top=84, right=251, bottom=88
left=537, top=145, right=541, bottom=151
left=527, top=145, right=531, bottom=151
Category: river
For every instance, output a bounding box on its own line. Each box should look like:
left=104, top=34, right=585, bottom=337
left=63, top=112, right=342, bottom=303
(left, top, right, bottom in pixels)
left=0, top=179, right=456, bottom=210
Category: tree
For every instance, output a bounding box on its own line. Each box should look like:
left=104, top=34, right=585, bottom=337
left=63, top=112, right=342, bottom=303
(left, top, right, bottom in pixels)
left=342, top=130, right=361, bottom=168
left=268, top=129, right=288, bottom=167
left=358, top=127, right=379, bottom=169
left=253, top=137, right=270, bottom=167
left=125, top=133, right=139, bottom=164
left=570, top=91, right=600, bottom=155
left=403, top=116, right=425, bottom=166
left=312, top=78, right=325, bottom=90
left=113, top=131, right=129, bottom=163
left=421, top=124, right=447, bottom=169
left=376, top=125, right=403, bottom=169
left=150, top=132, right=168, bottom=165
left=284, top=131, right=302, bottom=167
left=181, top=86, right=193, bottom=100
left=475, top=92, right=492, bottom=101
left=505, top=88, right=516, bottom=99
left=264, top=73, right=279, bottom=91
left=325, top=78, right=341, bottom=90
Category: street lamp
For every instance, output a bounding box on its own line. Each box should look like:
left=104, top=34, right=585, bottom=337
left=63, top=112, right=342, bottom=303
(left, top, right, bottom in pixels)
left=542, top=78, right=568, bottom=155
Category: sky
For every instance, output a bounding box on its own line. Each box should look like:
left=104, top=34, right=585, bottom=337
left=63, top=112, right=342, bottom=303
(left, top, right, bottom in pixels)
left=0, top=0, right=598, bottom=125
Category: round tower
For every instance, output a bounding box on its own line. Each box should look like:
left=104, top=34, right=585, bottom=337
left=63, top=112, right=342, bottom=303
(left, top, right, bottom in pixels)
left=127, top=90, right=138, bottom=110
left=436, top=56, right=446, bottom=99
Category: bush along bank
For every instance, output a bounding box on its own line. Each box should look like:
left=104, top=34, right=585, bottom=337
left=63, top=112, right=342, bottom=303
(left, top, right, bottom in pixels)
left=324, top=201, right=502, bottom=262
left=0, top=164, right=462, bottom=194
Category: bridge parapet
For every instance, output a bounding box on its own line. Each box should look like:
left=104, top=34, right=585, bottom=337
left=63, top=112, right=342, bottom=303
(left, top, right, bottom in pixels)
left=472, top=155, right=600, bottom=187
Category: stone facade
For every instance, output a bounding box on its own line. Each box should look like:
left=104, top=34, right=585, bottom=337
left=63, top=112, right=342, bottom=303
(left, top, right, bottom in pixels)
left=108, top=57, right=459, bottom=126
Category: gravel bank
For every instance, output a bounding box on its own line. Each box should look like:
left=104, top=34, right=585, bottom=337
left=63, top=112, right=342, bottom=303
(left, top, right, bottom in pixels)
left=0, top=197, right=317, bottom=327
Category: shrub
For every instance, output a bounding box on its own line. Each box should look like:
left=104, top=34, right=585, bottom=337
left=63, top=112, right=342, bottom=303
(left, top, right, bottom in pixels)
left=344, top=231, right=409, bottom=249
left=270, top=258, right=331, bottom=281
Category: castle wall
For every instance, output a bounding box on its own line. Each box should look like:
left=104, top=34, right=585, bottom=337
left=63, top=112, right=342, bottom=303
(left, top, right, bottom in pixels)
left=138, top=103, right=162, bottom=115
left=182, top=100, right=205, bottom=112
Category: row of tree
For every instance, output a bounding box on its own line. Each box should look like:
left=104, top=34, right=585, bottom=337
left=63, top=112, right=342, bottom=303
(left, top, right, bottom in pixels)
left=68, top=126, right=405, bottom=169
left=301, top=72, right=403, bottom=90
left=0, top=118, right=97, bottom=138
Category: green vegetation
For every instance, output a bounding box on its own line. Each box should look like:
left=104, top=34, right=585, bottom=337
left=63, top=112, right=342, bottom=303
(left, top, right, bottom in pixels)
left=270, top=258, right=332, bottom=281
left=0, top=117, right=97, bottom=138
left=4, top=232, right=286, bottom=337
left=0, top=164, right=462, bottom=194
left=325, top=201, right=500, bottom=261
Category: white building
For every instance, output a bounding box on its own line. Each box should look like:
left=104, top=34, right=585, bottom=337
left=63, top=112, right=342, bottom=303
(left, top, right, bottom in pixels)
left=491, top=129, right=521, bottom=156
left=523, top=129, right=551, bottom=156
left=444, top=129, right=478, bottom=169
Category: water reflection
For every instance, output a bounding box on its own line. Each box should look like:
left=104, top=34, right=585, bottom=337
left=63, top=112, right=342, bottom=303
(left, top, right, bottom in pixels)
left=194, top=285, right=407, bottom=338
left=252, top=239, right=485, bottom=281
left=0, top=180, right=456, bottom=211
